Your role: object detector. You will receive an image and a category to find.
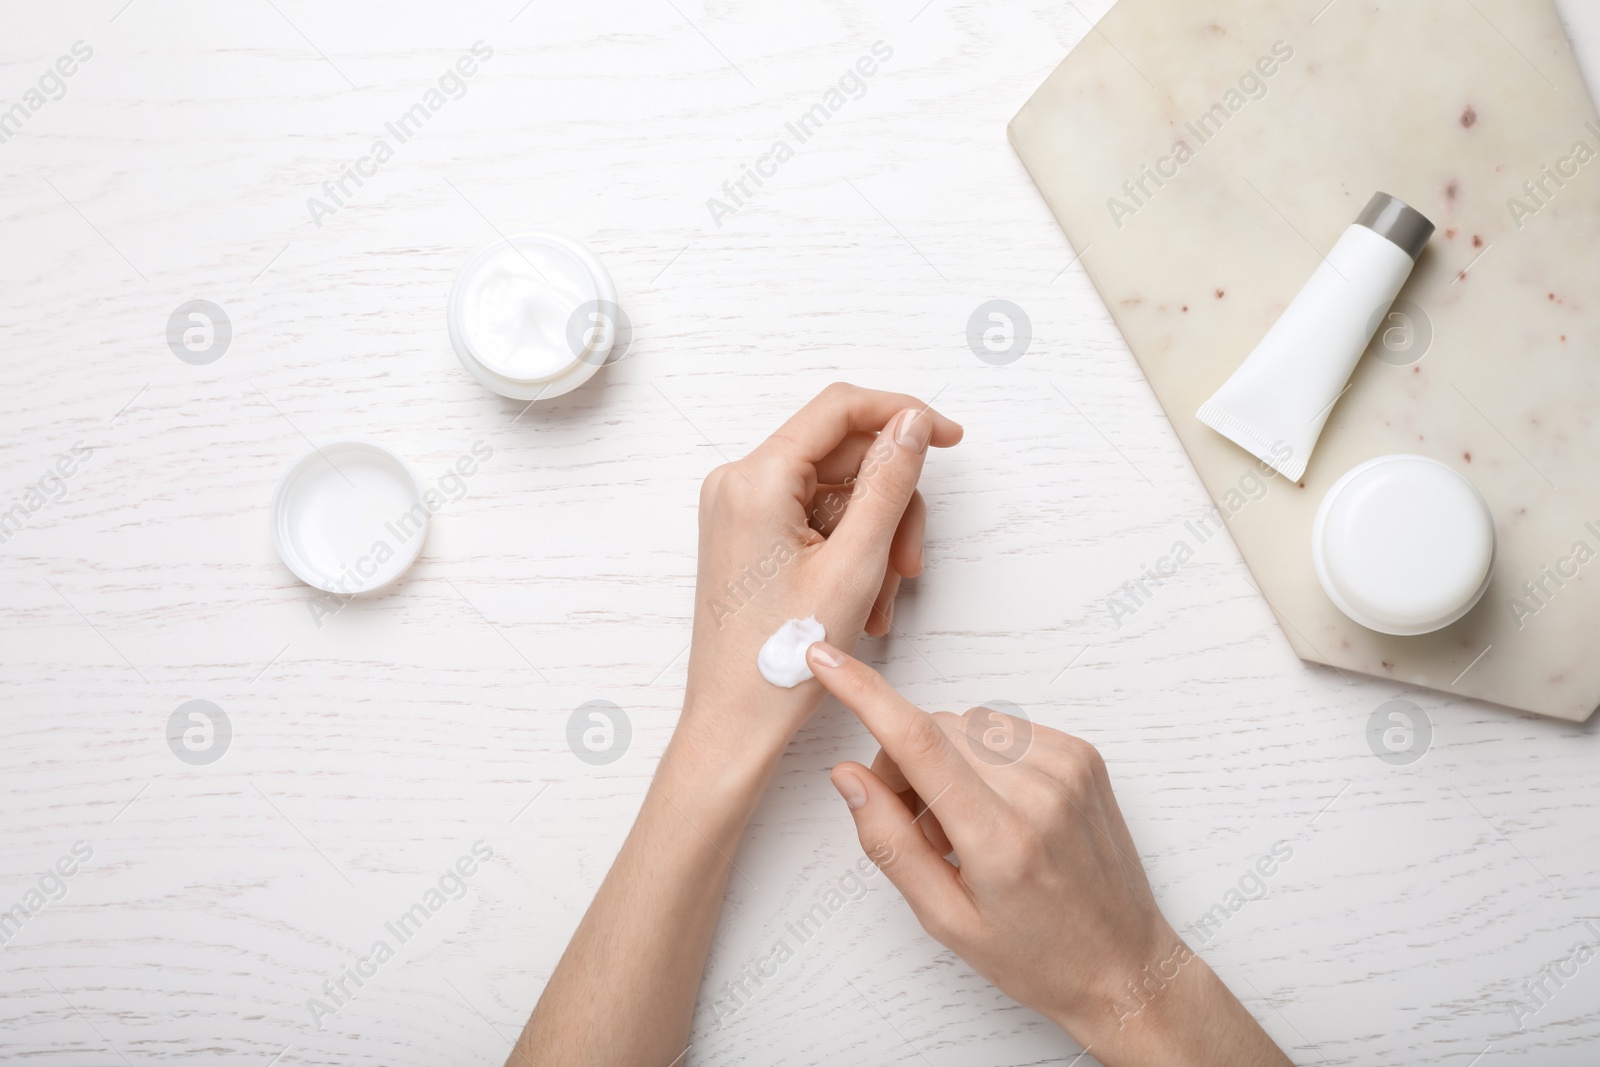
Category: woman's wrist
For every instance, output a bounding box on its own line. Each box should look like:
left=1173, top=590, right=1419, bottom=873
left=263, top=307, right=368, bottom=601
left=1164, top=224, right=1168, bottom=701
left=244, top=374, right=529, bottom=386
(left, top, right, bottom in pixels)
left=1055, top=940, right=1286, bottom=1067
left=678, top=674, right=817, bottom=762
left=655, top=696, right=799, bottom=825
left=1042, top=924, right=1183, bottom=1061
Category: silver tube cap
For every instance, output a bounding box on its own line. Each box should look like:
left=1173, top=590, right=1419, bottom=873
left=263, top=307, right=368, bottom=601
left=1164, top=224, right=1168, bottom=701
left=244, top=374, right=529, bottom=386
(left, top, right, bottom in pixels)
left=1355, top=192, right=1434, bottom=261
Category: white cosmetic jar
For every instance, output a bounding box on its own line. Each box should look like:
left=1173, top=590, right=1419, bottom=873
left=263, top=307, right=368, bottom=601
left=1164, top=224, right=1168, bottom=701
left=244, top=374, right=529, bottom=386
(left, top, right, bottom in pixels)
left=1311, top=454, right=1495, bottom=636
left=447, top=231, right=617, bottom=401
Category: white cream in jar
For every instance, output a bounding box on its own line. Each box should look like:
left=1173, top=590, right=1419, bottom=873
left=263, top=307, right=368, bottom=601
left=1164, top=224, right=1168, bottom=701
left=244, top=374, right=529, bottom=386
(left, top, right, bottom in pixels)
left=447, top=232, right=617, bottom=401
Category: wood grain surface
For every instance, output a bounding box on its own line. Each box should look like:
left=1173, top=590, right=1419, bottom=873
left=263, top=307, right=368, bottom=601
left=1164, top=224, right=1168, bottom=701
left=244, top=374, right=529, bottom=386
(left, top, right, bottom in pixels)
left=2, top=2, right=1599, bottom=1065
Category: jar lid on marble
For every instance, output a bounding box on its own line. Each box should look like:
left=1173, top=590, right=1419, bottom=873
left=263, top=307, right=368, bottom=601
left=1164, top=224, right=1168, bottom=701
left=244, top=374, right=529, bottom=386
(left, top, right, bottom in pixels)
left=1312, top=454, right=1495, bottom=636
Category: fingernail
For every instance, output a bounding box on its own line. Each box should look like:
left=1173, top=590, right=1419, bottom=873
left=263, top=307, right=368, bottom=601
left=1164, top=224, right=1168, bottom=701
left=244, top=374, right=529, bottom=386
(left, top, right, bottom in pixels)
left=808, top=641, right=845, bottom=669
left=895, top=409, right=932, bottom=454
left=833, top=769, right=868, bottom=810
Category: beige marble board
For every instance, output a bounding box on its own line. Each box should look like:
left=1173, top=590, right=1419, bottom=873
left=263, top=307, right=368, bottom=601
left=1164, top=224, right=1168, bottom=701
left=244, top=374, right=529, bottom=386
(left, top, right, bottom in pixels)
left=1010, top=0, right=1600, bottom=720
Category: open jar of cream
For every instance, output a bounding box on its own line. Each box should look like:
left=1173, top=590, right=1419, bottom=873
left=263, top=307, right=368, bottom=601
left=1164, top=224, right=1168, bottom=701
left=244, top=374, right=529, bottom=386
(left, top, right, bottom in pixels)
left=1311, top=454, right=1495, bottom=636
left=447, top=231, right=618, bottom=401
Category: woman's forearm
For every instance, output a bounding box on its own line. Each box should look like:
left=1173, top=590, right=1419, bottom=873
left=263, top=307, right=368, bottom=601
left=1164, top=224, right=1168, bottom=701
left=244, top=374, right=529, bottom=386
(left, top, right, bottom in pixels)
left=507, top=716, right=781, bottom=1067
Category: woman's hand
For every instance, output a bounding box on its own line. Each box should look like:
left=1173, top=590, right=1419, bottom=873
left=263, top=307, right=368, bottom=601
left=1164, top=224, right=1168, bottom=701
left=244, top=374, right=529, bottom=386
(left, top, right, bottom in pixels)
left=512, top=386, right=959, bottom=1067
left=679, top=383, right=962, bottom=767
left=804, top=644, right=1293, bottom=1067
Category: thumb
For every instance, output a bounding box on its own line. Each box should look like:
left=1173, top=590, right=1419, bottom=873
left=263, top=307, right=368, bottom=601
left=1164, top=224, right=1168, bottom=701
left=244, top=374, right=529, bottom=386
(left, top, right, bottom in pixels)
left=830, top=761, right=973, bottom=943
left=827, top=409, right=934, bottom=568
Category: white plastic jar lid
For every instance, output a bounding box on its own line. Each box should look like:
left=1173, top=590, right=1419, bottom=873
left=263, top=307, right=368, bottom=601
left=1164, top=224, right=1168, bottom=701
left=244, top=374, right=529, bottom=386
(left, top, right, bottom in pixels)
left=1312, top=454, right=1495, bottom=636
left=447, top=231, right=616, bottom=401
left=270, top=439, right=427, bottom=595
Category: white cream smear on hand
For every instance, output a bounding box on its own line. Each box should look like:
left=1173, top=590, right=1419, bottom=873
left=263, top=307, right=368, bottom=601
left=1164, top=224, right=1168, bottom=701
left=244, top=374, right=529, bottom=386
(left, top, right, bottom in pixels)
left=757, top=616, right=826, bottom=688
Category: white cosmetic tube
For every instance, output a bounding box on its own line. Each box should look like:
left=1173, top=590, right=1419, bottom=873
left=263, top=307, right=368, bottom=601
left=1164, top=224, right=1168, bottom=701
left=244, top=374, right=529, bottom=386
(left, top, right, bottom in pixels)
left=1197, top=193, right=1434, bottom=481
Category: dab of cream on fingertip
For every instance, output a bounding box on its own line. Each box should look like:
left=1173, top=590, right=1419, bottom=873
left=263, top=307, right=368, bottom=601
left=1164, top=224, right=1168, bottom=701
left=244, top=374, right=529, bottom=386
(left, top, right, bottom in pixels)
left=757, top=616, right=826, bottom=687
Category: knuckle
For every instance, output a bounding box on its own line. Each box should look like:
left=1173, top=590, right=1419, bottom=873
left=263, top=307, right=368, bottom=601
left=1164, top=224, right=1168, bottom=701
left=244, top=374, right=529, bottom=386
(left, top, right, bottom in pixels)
left=1063, top=732, right=1103, bottom=762
left=860, top=834, right=899, bottom=871
left=900, top=713, right=951, bottom=766
left=1055, top=758, right=1096, bottom=804
left=741, top=449, right=786, bottom=478
left=1046, top=778, right=1089, bottom=823
left=834, top=662, right=877, bottom=705
left=961, top=703, right=1001, bottom=735
left=1061, top=736, right=1107, bottom=781
left=857, top=448, right=906, bottom=493
left=962, top=705, right=1033, bottom=766
left=699, top=464, right=730, bottom=504
left=715, top=460, right=780, bottom=516
left=810, top=487, right=850, bottom=528
left=836, top=666, right=899, bottom=721
left=918, top=907, right=960, bottom=947
left=992, top=818, right=1047, bottom=873
left=933, top=711, right=968, bottom=749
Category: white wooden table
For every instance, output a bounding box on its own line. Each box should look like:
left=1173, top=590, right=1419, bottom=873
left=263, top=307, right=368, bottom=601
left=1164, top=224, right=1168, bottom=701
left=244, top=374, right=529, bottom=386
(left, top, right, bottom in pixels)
left=4, top=2, right=1600, bottom=1064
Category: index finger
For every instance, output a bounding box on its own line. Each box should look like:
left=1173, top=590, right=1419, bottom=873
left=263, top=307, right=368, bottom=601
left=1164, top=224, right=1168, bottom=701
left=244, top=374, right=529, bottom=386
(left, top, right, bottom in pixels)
left=805, top=641, right=996, bottom=837
left=761, top=382, right=962, bottom=465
